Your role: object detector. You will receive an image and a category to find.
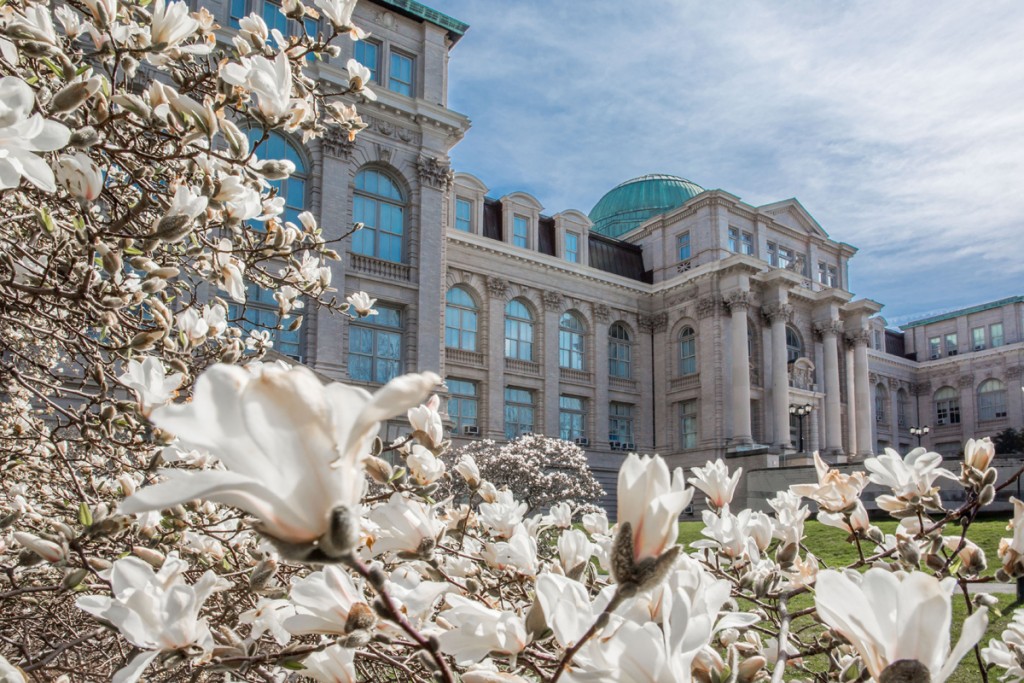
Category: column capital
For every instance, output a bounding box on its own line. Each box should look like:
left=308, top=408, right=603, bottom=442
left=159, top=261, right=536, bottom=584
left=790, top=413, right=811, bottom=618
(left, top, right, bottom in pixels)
left=416, top=154, right=454, bottom=190
left=486, top=276, right=509, bottom=299
left=958, top=374, right=975, bottom=389
left=762, top=302, right=794, bottom=324
left=696, top=296, right=720, bottom=319
left=1007, top=365, right=1022, bottom=379
left=724, top=289, right=752, bottom=312
left=845, top=329, right=871, bottom=347
left=321, top=126, right=357, bottom=159
left=593, top=303, right=610, bottom=323
left=814, top=319, right=844, bottom=338
left=542, top=290, right=564, bottom=311
left=639, top=313, right=668, bottom=333
left=912, top=381, right=932, bottom=396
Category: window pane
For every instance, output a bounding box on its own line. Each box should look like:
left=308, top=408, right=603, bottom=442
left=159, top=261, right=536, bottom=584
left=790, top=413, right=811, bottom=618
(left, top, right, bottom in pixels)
left=455, top=198, right=472, bottom=232
left=389, top=52, right=413, bottom=96
left=354, top=41, right=379, bottom=82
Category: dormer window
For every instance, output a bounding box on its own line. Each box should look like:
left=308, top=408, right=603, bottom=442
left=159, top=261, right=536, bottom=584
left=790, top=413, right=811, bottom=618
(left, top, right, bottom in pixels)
left=455, top=197, right=472, bottom=232
left=513, top=215, right=529, bottom=248
left=565, top=232, right=579, bottom=263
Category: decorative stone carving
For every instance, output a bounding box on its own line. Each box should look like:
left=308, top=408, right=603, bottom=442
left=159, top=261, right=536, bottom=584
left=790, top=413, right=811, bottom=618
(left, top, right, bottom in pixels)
left=888, top=377, right=901, bottom=391
left=321, top=126, right=356, bottom=159
left=638, top=313, right=668, bottom=333
left=958, top=374, right=975, bottom=388
left=486, top=277, right=508, bottom=299
left=696, top=296, right=719, bottom=319
left=790, top=357, right=816, bottom=390
left=417, top=155, right=454, bottom=190
left=869, top=372, right=879, bottom=385
left=912, top=381, right=931, bottom=396
left=762, top=302, right=793, bottom=324
left=845, top=329, right=871, bottom=346
left=724, top=290, right=751, bottom=312
left=375, top=143, right=393, bottom=164
left=1006, top=365, right=1022, bottom=379
left=542, top=290, right=563, bottom=311
left=593, top=304, right=610, bottom=322
left=814, top=319, right=844, bottom=338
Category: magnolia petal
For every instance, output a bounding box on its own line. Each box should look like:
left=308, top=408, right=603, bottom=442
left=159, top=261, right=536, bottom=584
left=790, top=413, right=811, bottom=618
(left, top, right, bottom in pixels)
left=939, top=605, right=988, bottom=681
left=111, top=650, right=159, bottom=683
left=15, top=151, right=57, bottom=192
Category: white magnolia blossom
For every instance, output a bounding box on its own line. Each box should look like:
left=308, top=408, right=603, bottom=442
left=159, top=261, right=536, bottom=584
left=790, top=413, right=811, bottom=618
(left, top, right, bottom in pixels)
left=616, top=453, right=692, bottom=565
left=864, top=447, right=953, bottom=512
left=302, top=644, right=357, bottom=683
left=406, top=444, right=446, bottom=485
left=438, top=594, right=528, bottom=665
left=76, top=554, right=228, bottom=683
left=767, top=489, right=810, bottom=547
left=123, top=364, right=440, bottom=558
left=582, top=510, right=610, bottom=537
left=0, top=76, right=70, bottom=192
left=984, top=608, right=1024, bottom=681
left=482, top=523, right=538, bottom=576
left=964, top=436, right=996, bottom=472
left=688, top=459, right=742, bottom=509
left=284, top=565, right=371, bottom=636
left=454, top=453, right=481, bottom=488
left=790, top=451, right=867, bottom=513
left=345, top=58, right=377, bottom=100
left=239, top=598, right=295, bottom=646
left=408, top=394, right=444, bottom=449
left=220, top=53, right=294, bottom=122
left=369, top=493, right=446, bottom=557
left=818, top=499, right=871, bottom=535
left=118, top=356, right=184, bottom=416
left=1000, top=497, right=1024, bottom=577
left=816, top=568, right=988, bottom=682
left=346, top=290, right=378, bottom=316
left=557, top=528, right=594, bottom=576
left=314, top=0, right=364, bottom=37
left=55, top=152, right=103, bottom=201
left=479, top=488, right=528, bottom=538
left=212, top=238, right=246, bottom=302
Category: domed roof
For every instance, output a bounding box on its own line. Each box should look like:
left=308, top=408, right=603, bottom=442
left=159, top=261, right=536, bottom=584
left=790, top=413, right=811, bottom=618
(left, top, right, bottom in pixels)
left=588, top=174, right=705, bottom=238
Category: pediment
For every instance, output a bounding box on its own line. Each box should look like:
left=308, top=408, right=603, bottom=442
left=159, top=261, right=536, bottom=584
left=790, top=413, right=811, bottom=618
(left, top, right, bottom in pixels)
left=758, top=199, right=829, bottom=239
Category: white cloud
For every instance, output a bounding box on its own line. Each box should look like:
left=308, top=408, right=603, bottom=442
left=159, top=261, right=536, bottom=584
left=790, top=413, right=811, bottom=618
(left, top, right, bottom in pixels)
left=441, top=0, right=1024, bottom=319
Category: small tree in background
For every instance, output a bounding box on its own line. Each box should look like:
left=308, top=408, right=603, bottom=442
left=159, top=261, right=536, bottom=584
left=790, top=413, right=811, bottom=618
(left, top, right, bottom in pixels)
left=444, top=434, right=604, bottom=513
left=994, top=427, right=1024, bottom=455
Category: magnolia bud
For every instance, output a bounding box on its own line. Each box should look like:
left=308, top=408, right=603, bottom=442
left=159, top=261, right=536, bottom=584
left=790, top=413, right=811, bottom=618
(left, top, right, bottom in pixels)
left=979, top=484, right=996, bottom=506
left=133, top=546, right=166, bottom=568
left=49, top=78, right=101, bottom=113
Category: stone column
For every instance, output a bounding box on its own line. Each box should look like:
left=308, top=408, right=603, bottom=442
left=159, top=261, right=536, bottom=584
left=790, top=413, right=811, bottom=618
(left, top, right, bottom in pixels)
left=815, top=319, right=844, bottom=454
left=640, top=313, right=670, bottom=449
left=592, top=304, right=611, bottom=449
left=845, top=345, right=857, bottom=456
left=414, top=157, right=453, bottom=376
left=765, top=302, right=793, bottom=450
left=888, top=378, right=900, bottom=447
left=485, top=277, right=508, bottom=439
left=958, top=374, right=977, bottom=438
left=636, top=315, right=655, bottom=451
left=542, top=290, right=563, bottom=437
left=849, top=329, right=873, bottom=457
left=726, top=291, right=753, bottom=446
left=1007, top=367, right=1024, bottom=429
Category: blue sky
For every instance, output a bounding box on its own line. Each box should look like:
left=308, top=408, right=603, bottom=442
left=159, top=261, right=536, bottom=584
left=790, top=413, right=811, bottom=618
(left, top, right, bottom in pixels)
left=435, top=1, right=1024, bottom=326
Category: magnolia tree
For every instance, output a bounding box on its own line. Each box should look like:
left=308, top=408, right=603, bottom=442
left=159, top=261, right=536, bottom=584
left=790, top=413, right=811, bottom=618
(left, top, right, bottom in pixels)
left=4, top=1, right=1024, bottom=682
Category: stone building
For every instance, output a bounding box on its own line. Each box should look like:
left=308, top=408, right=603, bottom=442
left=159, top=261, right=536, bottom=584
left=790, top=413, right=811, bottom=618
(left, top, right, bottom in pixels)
left=214, top=0, right=1022, bottom=505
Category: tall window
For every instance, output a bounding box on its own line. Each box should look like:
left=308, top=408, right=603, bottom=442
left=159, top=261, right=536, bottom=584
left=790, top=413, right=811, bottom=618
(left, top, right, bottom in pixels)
left=565, top=233, right=579, bottom=263
left=991, top=323, right=1004, bottom=347
left=559, top=395, right=586, bottom=441
left=354, top=40, right=380, bottom=82
left=677, top=232, right=691, bottom=260
left=353, top=169, right=404, bottom=263
left=504, top=387, right=534, bottom=439
left=680, top=400, right=698, bottom=449
left=972, top=327, right=985, bottom=350
left=608, top=323, right=632, bottom=378
left=348, top=305, right=402, bottom=384
left=504, top=299, right=534, bottom=361
left=559, top=312, right=585, bottom=370
left=786, top=326, right=803, bottom=363
left=454, top=198, right=472, bottom=232
left=679, top=326, right=697, bottom=376
left=944, top=332, right=958, bottom=356
left=444, top=286, right=477, bottom=351
left=447, top=379, right=478, bottom=435
left=388, top=51, right=414, bottom=96
left=512, top=215, right=528, bottom=248
left=875, top=384, right=887, bottom=423
left=897, top=389, right=908, bottom=427
left=249, top=131, right=307, bottom=226
left=229, top=282, right=303, bottom=359
left=978, top=379, right=1008, bottom=421
left=609, top=402, right=634, bottom=445
left=928, top=337, right=941, bottom=359
left=818, top=262, right=839, bottom=287
left=934, top=386, right=960, bottom=425
left=728, top=227, right=753, bottom=255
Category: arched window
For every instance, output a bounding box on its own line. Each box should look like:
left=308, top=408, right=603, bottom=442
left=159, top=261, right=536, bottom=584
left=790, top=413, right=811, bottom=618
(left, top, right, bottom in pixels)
left=559, top=312, right=586, bottom=370
left=978, top=379, right=1008, bottom=421
left=504, top=299, right=534, bottom=361
left=897, top=389, right=909, bottom=427
left=250, top=130, right=307, bottom=226
left=679, top=326, right=697, bottom=376
left=934, top=386, right=961, bottom=425
left=352, top=169, right=405, bottom=263
left=444, top=286, right=477, bottom=351
left=786, top=326, right=803, bottom=363
left=875, top=384, right=887, bottom=423
left=608, top=323, right=631, bottom=378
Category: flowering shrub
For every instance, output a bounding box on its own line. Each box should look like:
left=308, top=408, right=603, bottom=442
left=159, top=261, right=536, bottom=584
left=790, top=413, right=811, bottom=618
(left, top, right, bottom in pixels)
left=3, top=2, right=1024, bottom=682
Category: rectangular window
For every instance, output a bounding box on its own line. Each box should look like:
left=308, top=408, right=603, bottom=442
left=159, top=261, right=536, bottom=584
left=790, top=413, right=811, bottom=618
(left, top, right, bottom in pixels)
left=767, top=241, right=778, bottom=267
left=229, top=0, right=246, bottom=28
left=728, top=227, right=739, bottom=252
left=818, top=262, right=839, bottom=287
left=513, top=215, right=528, bottom=248
left=991, top=323, right=1004, bottom=347
left=504, top=387, right=534, bottom=440
left=944, top=333, right=958, bottom=356
left=228, top=282, right=303, bottom=360
left=972, top=327, right=985, bottom=350
left=677, top=232, right=691, bottom=261
left=559, top=395, right=586, bottom=441
left=928, top=337, right=941, bottom=359
left=454, top=198, right=472, bottom=232
left=680, top=400, right=698, bottom=449
left=740, top=231, right=754, bottom=255
left=348, top=305, right=402, bottom=384
left=609, top=402, right=635, bottom=445
left=354, top=40, right=380, bottom=83
left=447, top=379, right=478, bottom=435
left=388, top=51, right=414, bottom=96
left=565, top=232, right=579, bottom=263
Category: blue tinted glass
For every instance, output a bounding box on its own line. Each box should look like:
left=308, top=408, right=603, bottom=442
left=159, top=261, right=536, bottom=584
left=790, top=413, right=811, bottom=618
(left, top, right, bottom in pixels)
left=354, top=41, right=379, bottom=81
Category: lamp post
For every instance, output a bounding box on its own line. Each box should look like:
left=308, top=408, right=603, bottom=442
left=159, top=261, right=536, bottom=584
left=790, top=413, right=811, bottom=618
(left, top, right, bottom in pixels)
left=789, top=403, right=813, bottom=454
left=910, top=425, right=929, bottom=447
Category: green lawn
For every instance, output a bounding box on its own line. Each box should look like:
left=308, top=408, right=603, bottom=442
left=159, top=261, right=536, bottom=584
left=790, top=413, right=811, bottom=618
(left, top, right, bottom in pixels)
left=678, top=518, right=1017, bottom=681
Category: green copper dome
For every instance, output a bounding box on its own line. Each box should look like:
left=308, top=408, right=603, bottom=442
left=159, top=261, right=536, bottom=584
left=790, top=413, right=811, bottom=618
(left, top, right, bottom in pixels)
left=588, top=174, right=705, bottom=238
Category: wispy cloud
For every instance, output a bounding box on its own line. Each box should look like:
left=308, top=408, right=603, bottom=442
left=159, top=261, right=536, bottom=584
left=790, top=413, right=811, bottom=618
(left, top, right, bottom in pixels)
left=439, top=0, right=1024, bottom=321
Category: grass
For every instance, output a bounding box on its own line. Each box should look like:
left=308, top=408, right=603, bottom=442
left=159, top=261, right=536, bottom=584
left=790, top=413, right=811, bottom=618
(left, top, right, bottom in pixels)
left=678, top=517, right=1017, bottom=681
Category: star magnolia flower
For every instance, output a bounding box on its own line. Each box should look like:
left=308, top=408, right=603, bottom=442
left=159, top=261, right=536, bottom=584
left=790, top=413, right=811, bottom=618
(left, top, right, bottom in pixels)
left=999, top=497, right=1024, bottom=577
left=345, top=59, right=377, bottom=100
left=617, top=453, right=692, bottom=564
left=863, top=447, right=953, bottom=513
left=438, top=594, right=528, bottom=665
left=0, top=77, right=71, bottom=192
left=688, top=459, right=742, bottom=509
left=313, top=0, right=364, bottom=37
left=482, top=523, right=538, bottom=577
left=284, top=565, right=371, bottom=636
left=408, top=394, right=444, bottom=449
left=817, top=500, right=871, bottom=535
left=76, top=554, right=228, bottom=683
left=983, top=609, right=1024, bottom=681
left=212, top=238, right=245, bottom=302
left=148, top=0, right=198, bottom=51
left=768, top=489, right=810, bottom=547
left=122, top=364, right=440, bottom=560
left=406, top=444, right=446, bottom=485
left=815, top=568, right=988, bottom=682
left=118, top=356, right=184, bottom=416
left=346, top=291, right=378, bottom=317
left=478, top=489, right=528, bottom=539
left=239, top=598, right=295, bottom=646
left=220, top=53, right=293, bottom=121
left=454, top=454, right=481, bottom=488
left=302, top=644, right=357, bottom=683
left=56, top=152, right=103, bottom=201
left=789, top=451, right=867, bottom=513
left=557, top=528, right=593, bottom=576
left=582, top=510, right=610, bottom=537
left=964, top=437, right=996, bottom=472
left=368, top=493, right=446, bottom=557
